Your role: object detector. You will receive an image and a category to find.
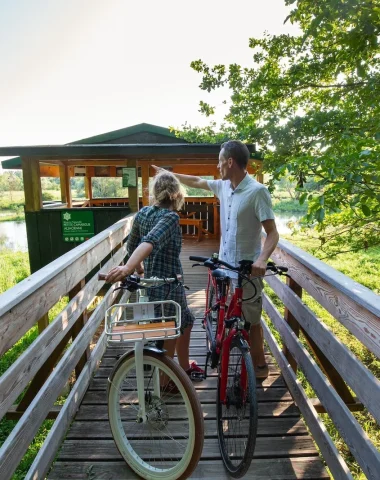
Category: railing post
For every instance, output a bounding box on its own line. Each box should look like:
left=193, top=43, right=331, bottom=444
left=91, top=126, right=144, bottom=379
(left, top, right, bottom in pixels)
left=283, top=277, right=301, bottom=372
left=69, top=280, right=90, bottom=379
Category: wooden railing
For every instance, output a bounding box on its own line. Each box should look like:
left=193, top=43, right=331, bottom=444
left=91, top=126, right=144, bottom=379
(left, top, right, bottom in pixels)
left=262, top=237, right=380, bottom=480
left=0, top=214, right=135, bottom=480
left=1, top=216, right=379, bottom=479
left=76, top=196, right=220, bottom=238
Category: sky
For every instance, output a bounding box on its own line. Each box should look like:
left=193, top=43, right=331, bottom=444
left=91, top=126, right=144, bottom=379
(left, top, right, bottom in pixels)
left=0, top=0, right=300, bottom=151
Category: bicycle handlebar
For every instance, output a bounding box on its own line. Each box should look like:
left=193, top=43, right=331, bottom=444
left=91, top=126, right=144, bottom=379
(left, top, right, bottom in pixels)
left=98, top=273, right=178, bottom=287
left=189, top=255, right=288, bottom=275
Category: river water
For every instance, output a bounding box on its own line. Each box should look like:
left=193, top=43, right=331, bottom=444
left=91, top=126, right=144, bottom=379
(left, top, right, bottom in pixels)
left=0, top=212, right=303, bottom=253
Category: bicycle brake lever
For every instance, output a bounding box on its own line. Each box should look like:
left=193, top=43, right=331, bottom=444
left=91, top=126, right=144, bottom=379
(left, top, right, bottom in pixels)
left=192, top=263, right=201, bottom=268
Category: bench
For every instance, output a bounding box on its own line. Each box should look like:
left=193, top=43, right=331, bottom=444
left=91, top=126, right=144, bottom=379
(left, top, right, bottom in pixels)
left=179, top=217, right=204, bottom=241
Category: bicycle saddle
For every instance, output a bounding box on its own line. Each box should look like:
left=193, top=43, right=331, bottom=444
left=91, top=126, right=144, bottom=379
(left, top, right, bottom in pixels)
left=211, top=268, right=230, bottom=279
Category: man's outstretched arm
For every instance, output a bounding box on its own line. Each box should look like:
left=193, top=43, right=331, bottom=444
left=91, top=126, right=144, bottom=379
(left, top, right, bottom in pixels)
left=152, top=165, right=211, bottom=191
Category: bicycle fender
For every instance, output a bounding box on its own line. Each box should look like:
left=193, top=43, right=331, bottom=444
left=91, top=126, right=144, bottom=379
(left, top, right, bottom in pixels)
left=110, top=345, right=166, bottom=375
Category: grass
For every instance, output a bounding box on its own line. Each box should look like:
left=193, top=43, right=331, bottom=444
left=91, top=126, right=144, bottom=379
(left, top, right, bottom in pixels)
left=264, top=232, right=380, bottom=479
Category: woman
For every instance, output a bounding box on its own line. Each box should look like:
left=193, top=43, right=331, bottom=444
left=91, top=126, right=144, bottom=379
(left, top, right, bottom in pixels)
left=105, top=170, right=203, bottom=380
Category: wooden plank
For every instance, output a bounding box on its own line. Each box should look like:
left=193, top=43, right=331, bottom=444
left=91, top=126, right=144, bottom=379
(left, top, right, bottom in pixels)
left=268, top=237, right=380, bottom=358
left=0, top=287, right=120, bottom=480
left=89, top=373, right=287, bottom=390
left=0, top=244, right=128, bottom=421
left=262, top=320, right=352, bottom=479
left=265, top=274, right=380, bottom=425
left=263, top=293, right=380, bottom=480
left=0, top=214, right=134, bottom=356
left=66, top=417, right=308, bottom=439
left=48, top=458, right=330, bottom=479
left=94, top=363, right=281, bottom=378
left=82, top=387, right=292, bottom=404
left=98, top=353, right=275, bottom=366
left=74, top=402, right=300, bottom=421
left=56, top=436, right=319, bottom=460
left=24, top=332, right=107, bottom=480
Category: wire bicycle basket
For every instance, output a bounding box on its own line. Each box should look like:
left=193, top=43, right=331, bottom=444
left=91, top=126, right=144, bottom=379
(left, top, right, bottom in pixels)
left=105, top=300, right=182, bottom=344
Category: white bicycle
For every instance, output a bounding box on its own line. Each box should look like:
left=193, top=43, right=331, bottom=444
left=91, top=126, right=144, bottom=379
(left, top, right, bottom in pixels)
left=98, top=273, right=204, bottom=480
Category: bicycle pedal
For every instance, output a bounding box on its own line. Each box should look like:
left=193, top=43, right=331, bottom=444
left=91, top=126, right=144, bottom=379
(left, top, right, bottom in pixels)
left=190, top=372, right=205, bottom=382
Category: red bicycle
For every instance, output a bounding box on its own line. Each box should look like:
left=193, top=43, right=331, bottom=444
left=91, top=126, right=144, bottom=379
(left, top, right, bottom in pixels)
left=190, top=254, right=288, bottom=478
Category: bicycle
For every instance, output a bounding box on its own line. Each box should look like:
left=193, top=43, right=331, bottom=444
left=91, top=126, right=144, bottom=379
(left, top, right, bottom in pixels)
left=98, top=273, right=204, bottom=480
left=189, top=255, right=288, bottom=478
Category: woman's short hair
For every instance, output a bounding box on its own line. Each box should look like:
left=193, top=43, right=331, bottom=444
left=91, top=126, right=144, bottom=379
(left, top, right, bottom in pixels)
left=151, top=170, right=185, bottom=210
left=221, top=140, right=250, bottom=169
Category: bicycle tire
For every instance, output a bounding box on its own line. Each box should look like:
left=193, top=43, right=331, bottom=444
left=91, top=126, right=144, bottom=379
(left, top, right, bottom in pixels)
left=217, top=335, right=258, bottom=478
left=108, top=351, right=204, bottom=480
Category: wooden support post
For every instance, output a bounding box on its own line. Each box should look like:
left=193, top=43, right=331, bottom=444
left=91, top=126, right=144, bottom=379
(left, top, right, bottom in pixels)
left=59, top=164, right=72, bottom=207
left=128, top=160, right=139, bottom=212
left=69, top=280, right=89, bottom=378
left=301, top=327, right=356, bottom=404
left=256, top=173, right=264, bottom=184
left=84, top=168, right=93, bottom=204
left=283, top=277, right=302, bottom=373
left=141, top=163, right=150, bottom=206
left=22, top=158, right=42, bottom=212
left=38, top=314, right=49, bottom=334
left=213, top=175, right=220, bottom=237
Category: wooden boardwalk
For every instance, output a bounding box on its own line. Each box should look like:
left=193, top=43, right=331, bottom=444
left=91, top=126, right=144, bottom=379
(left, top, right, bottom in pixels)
left=49, top=239, right=329, bottom=479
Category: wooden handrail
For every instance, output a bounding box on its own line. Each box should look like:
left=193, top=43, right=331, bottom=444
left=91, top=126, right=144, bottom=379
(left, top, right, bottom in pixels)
left=261, top=236, right=380, bottom=479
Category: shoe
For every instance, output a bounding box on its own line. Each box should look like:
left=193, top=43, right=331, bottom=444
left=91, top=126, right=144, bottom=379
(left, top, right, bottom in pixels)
left=160, top=380, right=180, bottom=395
left=186, top=361, right=205, bottom=381
left=255, top=364, right=269, bottom=379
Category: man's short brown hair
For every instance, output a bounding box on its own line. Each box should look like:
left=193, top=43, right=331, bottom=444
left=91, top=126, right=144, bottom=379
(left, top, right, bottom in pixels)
left=221, top=140, right=250, bottom=169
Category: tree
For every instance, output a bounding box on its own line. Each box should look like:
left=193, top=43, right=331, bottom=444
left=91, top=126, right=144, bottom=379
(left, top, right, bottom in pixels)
left=178, top=0, right=380, bottom=255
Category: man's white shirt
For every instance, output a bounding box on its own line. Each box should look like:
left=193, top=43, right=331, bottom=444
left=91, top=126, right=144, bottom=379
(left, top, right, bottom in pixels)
left=207, top=174, right=275, bottom=278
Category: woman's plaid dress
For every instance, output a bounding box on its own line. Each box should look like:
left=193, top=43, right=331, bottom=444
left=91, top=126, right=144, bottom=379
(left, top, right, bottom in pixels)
left=127, top=206, right=195, bottom=331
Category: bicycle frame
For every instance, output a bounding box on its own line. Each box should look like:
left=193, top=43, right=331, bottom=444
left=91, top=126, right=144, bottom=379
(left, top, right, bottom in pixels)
left=205, top=271, right=250, bottom=404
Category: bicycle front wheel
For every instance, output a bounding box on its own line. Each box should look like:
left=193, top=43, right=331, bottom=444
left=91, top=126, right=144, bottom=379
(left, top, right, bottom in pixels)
left=108, top=351, right=204, bottom=480
left=217, top=335, right=258, bottom=478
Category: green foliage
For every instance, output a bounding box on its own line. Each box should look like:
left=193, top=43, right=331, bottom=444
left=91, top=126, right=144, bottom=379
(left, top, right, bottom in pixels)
left=183, top=0, right=380, bottom=256
left=42, top=191, right=55, bottom=201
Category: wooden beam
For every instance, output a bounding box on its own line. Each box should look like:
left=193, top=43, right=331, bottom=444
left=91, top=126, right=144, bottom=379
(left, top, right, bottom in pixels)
left=84, top=167, right=92, bottom=201
left=40, top=165, right=59, bottom=177
left=283, top=277, right=301, bottom=373
left=59, top=165, right=71, bottom=206
left=127, top=160, right=139, bottom=212
left=22, top=158, right=42, bottom=212
left=141, top=163, right=150, bottom=206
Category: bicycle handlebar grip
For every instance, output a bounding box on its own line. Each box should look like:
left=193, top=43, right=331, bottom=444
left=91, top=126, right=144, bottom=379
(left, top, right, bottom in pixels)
left=189, top=256, right=209, bottom=262
left=98, top=273, right=107, bottom=281
left=278, top=266, right=289, bottom=272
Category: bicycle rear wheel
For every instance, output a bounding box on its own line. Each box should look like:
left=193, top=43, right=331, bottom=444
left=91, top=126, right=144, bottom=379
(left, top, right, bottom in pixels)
left=108, top=351, right=204, bottom=480
left=217, top=335, right=258, bottom=478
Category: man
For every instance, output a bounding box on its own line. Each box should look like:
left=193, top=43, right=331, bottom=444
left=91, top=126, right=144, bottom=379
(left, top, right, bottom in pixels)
left=153, top=140, right=279, bottom=378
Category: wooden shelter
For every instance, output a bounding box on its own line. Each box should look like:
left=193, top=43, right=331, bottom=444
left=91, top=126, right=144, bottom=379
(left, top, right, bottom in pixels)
left=0, top=123, right=260, bottom=273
